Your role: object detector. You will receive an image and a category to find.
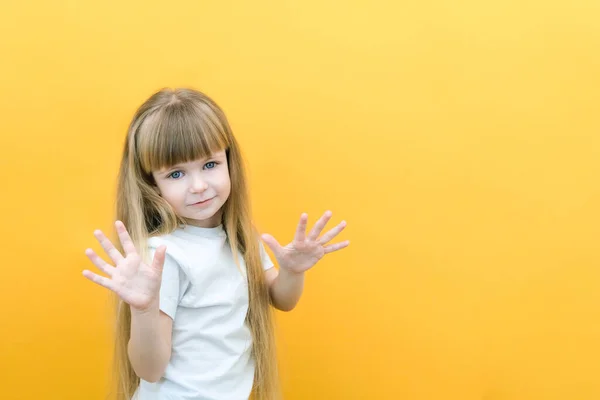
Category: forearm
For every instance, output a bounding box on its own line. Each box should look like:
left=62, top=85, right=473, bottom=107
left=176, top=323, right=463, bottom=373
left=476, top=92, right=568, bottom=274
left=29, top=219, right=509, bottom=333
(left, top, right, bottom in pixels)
left=128, top=306, right=171, bottom=382
left=269, top=268, right=305, bottom=312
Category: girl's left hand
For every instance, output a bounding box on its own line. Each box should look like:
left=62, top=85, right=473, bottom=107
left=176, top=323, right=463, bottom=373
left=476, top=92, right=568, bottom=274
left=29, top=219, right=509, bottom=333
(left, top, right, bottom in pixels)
left=261, top=211, right=349, bottom=274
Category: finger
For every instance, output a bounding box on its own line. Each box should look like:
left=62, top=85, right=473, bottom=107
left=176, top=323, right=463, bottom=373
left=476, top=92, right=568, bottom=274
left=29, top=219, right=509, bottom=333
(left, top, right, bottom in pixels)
left=294, top=213, right=308, bottom=242
left=151, top=245, right=167, bottom=275
left=94, top=229, right=124, bottom=264
left=85, top=248, right=115, bottom=277
left=324, top=240, right=350, bottom=254
left=308, top=210, right=333, bottom=241
left=261, top=234, right=283, bottom=259
left=82, top=269, right=115, bottom=291
left=318, top=220, right=347, bottom=245
left=115, top=221, right=137, bottom=256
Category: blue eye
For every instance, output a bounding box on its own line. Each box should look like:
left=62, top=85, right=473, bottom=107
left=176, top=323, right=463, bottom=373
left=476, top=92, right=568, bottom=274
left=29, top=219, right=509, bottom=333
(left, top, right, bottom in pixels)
left=168, top=171, right=183, bottom=179
left=205, top=161, right=217, bottom=169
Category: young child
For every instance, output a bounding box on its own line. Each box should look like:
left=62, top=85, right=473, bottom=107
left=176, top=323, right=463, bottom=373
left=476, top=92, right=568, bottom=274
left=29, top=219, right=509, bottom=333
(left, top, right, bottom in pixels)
left=82, top=88, right=349, bottom=400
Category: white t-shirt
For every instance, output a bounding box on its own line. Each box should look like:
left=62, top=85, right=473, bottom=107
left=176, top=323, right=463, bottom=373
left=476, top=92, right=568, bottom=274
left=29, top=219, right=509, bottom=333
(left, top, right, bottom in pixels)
left=133, top=224, right=274, bottom=400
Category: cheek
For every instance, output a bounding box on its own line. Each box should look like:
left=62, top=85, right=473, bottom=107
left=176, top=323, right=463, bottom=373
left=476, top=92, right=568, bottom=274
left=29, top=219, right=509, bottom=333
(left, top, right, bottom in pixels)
left=217, top=172, right=232, bottom=196
left=224, top=181, right=231, bottom=198
left=157, top=182, right=184, bottom=203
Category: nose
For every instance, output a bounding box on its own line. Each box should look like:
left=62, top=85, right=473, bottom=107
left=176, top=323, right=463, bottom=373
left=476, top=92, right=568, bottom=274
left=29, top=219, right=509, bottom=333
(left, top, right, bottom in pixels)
left=189, top=174, right=208, bottom=193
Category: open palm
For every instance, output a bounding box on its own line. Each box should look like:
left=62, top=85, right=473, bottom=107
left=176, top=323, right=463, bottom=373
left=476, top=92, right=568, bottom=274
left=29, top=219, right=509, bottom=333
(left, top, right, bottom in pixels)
left=82, top=221, right=167, bottom=312
left=261, top=211, right=349, bottom=274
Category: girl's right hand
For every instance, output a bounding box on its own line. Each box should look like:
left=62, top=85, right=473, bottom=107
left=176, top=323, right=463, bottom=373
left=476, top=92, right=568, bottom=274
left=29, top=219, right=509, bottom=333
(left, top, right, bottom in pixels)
left=82, top=220, right=167, bottom=313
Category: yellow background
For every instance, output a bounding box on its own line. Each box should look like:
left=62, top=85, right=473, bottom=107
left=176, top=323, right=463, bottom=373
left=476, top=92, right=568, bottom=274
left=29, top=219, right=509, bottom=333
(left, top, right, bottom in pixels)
left=2, top=1, right=599, bottom=399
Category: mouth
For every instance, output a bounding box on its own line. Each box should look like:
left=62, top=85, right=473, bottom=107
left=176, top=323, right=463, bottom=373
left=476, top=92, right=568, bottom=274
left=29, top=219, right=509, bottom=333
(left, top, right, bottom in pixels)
left=189, top=197, right=214, bottom=206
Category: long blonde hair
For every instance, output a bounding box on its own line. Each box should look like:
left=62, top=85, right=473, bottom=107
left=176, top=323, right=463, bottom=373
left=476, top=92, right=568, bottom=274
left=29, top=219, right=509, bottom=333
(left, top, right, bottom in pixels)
left=110, top=88, right=279, bottom=400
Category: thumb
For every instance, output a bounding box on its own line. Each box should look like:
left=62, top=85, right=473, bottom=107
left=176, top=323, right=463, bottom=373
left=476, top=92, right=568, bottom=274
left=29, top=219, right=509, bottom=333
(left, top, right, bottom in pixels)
left=151, top=245, right=168, bottom=275
left=261, top=234, right=282, bottom=258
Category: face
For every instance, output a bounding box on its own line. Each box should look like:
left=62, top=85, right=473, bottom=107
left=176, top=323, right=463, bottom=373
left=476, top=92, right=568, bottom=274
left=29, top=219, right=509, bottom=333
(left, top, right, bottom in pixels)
left=151, top=150, right=231, bottom=228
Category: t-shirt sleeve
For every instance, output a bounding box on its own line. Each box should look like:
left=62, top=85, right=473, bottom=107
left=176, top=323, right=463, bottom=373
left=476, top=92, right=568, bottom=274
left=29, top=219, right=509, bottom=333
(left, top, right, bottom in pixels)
left=148, top=246, right=189, bottom=320
left=259, top=240, right=275, bottom=271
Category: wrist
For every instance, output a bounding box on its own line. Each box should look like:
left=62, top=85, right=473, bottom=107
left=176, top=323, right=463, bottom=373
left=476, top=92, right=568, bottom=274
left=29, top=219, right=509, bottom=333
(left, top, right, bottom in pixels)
left=130, top=301, right=160, bottom=317
left=278, top=266, right=305, bottom=279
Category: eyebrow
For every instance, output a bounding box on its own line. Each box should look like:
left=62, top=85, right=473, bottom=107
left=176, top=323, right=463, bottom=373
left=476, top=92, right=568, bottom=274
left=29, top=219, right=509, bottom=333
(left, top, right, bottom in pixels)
left=208, top=152, right=226, bottom=160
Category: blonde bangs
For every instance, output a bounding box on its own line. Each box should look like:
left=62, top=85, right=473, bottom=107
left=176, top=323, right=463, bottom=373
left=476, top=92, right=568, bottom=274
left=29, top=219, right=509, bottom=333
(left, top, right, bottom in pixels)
left=136, top=100, right=230, bottom=174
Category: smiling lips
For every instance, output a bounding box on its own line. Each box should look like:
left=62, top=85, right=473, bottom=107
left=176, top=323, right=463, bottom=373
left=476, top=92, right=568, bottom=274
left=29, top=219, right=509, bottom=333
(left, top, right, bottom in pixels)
left=189, top=198, right=214, bottom=206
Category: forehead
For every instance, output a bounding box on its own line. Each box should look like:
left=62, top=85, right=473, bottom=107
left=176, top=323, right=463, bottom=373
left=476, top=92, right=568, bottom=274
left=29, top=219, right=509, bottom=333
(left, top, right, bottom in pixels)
left=137, top=113, right=229, bottom=173
left=155, top=150, right=227, bottom=171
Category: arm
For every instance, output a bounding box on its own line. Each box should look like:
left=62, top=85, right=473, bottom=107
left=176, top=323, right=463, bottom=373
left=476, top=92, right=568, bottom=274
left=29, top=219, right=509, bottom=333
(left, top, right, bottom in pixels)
left=265, top=267, right=305, bottom=312
left=128, top=308, right=173, bottom=382
left=82, top=221, right=172, bottom=382
left=262, top=211, right=349, bottom=312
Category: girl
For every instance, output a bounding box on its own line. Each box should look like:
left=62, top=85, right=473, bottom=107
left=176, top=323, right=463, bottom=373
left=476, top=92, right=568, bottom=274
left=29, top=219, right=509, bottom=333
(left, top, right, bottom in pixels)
left=82, top=88, right=349, bottom=400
